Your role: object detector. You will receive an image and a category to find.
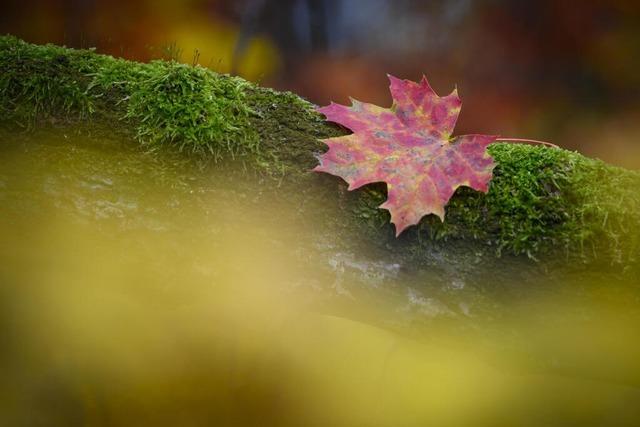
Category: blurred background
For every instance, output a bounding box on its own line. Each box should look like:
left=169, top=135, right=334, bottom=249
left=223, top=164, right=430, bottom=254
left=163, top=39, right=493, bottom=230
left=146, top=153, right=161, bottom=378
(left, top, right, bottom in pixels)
left=2, top=0, right=639, bottom=168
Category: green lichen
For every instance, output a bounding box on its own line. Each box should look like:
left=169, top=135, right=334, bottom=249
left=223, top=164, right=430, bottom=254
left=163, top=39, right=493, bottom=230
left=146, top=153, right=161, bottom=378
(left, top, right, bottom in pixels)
left=1, top=35, right=639, bottom=265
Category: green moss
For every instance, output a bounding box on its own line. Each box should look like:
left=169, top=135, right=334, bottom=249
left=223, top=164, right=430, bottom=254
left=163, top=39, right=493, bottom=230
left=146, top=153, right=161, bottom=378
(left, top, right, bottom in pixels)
left=0, top=35, right=342, bottom=167
left=1, top=35, right=260, bottom=159
left=2, top=35, right=639, bottom=265
left=351, top=144, right=640, bottom=264
left=0, top=36, right=99, bottom=124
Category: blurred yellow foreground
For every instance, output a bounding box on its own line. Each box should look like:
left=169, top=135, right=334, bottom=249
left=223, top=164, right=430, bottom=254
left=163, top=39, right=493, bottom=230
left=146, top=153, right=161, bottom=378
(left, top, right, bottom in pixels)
left=0, top=129, right=639, bottom=426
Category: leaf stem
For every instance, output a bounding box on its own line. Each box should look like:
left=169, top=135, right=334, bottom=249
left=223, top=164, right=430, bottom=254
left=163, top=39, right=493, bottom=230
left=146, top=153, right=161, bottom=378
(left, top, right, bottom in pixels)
left=495, top=137, right=559, bottom=149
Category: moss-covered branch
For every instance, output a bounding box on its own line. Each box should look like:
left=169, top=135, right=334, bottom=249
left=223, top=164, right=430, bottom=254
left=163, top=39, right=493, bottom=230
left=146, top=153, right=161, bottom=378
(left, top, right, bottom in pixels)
left=2, top=35, right=639, bottom=265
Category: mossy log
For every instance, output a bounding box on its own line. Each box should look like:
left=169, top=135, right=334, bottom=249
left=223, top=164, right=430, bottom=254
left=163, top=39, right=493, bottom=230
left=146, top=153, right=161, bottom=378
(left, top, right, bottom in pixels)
left=2, top=36, right=639, bottom=266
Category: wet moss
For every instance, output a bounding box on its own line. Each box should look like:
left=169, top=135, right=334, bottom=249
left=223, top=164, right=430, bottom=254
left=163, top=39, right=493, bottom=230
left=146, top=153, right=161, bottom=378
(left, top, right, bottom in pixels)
left=1, top=35, right=639, bottom=265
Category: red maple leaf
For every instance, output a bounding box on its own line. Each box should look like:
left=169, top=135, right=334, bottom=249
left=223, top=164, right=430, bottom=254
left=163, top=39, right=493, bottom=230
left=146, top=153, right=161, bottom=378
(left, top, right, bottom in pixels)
left=314, top=75, right=497, bottom=236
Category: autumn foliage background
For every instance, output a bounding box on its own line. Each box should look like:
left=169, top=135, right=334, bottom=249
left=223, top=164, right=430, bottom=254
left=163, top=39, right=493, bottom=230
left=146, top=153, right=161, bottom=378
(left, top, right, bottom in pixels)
left=2, top=0, right=639, bottom=169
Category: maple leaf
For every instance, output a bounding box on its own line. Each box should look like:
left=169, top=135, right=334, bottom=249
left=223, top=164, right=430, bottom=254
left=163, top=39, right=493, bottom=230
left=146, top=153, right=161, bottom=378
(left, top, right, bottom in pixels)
left=314, top=75, right=497, bottom=236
